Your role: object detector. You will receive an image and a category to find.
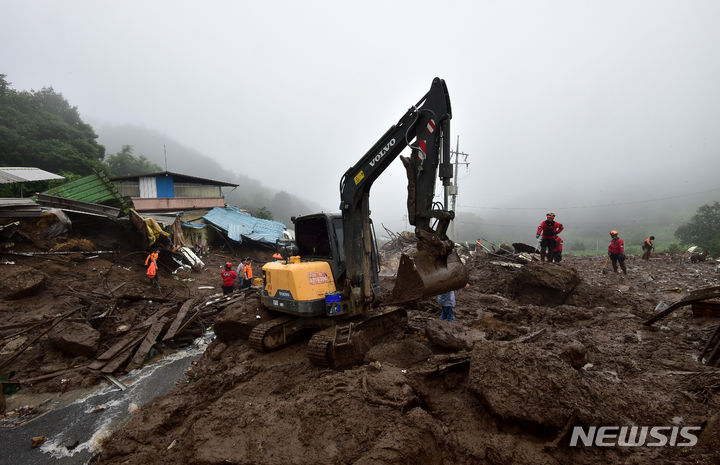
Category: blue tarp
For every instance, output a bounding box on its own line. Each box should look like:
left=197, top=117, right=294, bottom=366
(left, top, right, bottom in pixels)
left=203, top=206, right=287, bottom=244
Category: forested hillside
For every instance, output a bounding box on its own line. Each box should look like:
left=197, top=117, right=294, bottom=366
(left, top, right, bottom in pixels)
left=0, top=74, right=320, bottom=225
left=0, top=74, right=104, bottom=177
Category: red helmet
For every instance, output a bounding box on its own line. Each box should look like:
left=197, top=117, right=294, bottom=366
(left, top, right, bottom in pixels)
left=226, top=262, right=232, bottom=268
left=610, top=230, right=618, bottom=236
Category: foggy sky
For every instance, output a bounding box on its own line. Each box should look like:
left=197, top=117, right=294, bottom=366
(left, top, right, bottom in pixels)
left=2, top=0, right=720, bottom=237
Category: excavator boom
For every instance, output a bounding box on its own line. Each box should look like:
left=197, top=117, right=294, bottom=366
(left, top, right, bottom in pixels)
left=340, top=77, right=468, bottom=307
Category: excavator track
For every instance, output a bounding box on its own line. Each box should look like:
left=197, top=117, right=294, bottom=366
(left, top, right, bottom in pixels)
left=307, top=332, right=333, bottom=367
left=307, top=307, right=408, bottom=369
left=249, top=316, right=295, bottom=352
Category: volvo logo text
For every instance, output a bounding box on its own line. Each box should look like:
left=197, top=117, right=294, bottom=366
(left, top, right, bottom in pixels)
left=369, top=139, right=395, bottom=167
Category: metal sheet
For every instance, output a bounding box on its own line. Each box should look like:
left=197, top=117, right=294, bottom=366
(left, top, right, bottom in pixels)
left=203, top=206, right=288, bottom=244
left=0, top=167, right=64, bottom=184
left=139, top=176, right=157, bottom=198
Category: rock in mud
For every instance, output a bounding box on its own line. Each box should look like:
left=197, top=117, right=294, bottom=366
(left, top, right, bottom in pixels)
left=0, top=265, right=46, bottom=299
left=48, top=321, right=100, bottom=357
left=468, top=339, right=597, bottom=428
left=425, top=320, right=485, bottom=351
left=510, top=262, right=580, bottom=305
left=559, top=341, right=588, bottom=369
left=213, top=294, right=271, bottom=342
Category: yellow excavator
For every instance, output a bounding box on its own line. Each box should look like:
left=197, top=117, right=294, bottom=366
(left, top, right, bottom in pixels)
left=250, top=78, right=468, bottom=367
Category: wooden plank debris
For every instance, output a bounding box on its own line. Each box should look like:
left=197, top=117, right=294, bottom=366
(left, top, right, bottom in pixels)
left=174, top=310, right=202, bottom=338
left=163, top=299, right=196, bottom=341
left=644, top=286, right=720, bottom=326
left=692, top=301, right=720, bottom=318
left=127, top=318, right=168, bottom=371
left=100, top=344, right=137, bottom=374
left=14, top=366, right=87, bottom=384
left=700, top=323, right=720, bottom=367
left=89, top=331, right=146, bottom=371
left=511, top=328, right=546, bottom=344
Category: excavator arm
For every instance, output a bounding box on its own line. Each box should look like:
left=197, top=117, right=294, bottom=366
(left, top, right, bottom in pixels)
left=339, top=77, right=468, bottom=309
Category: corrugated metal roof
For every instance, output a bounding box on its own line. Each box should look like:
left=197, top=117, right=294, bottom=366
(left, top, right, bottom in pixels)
left=110, top=171, right=238, bottom=187
left=203, top=206, right=287, bottom=244
left=0, top=198, right=39, bottom=207
left=0, top=198, right=42, bottom=217
left=43, top=171, right=127, bottom=206
left=0, top=167, right=64, bottom=184
left=36, top=193, right=122, bottom=218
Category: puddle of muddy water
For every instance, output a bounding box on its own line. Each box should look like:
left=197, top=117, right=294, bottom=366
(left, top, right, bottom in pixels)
left=0, top=332, right=213, bottom=465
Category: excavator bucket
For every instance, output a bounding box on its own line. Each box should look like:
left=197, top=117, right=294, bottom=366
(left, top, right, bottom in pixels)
left=390, top=249, right=468, bottom=303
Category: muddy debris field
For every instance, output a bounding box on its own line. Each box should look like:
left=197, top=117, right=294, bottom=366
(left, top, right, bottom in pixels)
left=1, top=219, right=720, bottom=465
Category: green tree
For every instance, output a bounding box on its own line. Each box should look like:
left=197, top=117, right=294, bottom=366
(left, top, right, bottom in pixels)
left=675, top=202, right=720, bottom=256
left=0, top=76, right=105, bottom=175
left=252, top=206, right=273, bottom=220
left=104, top=145, right=161, bottom=176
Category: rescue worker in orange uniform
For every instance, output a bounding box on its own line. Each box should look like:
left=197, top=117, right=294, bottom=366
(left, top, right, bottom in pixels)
left=145, top=252, right=159, bottom=286
left=243, top=257, right=253, bottom=288
left=144, top=249, right=159, bottom=267
left=641, top=235, right=655, bottom=260
left=608, top=230, right=627, bottom=274
left=536, top=212, right=564, bottom=262
left=221, top=262, right=237, bottom=295
left=551, top=236, right=563, bottom=263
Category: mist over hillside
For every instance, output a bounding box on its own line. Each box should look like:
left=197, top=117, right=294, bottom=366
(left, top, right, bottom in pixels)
left=94, top=123, right=325, bottom=227
left=91, top=122, right=719, bottom=252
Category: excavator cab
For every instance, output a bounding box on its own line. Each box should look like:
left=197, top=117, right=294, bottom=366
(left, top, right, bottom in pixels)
left=261, top=213, right=381, bottom=318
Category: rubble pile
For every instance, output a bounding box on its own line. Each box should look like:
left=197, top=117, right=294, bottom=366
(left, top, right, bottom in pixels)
left=2, top=218, right=720, bottom=464
left=94, top=253, right=719, bottom=465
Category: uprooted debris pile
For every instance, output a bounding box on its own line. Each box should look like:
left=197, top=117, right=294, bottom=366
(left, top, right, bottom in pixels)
left=0, top=216, right=272, bottom=394
left=92, top=252, right=720, bottom=465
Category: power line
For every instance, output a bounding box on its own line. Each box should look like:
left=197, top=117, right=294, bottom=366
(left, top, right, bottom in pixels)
left=460, top=187, right=720, bottom=211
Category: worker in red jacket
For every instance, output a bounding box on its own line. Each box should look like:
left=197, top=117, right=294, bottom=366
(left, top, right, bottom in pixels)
left=536, top=212, right=564, bottom=262
left=608, top=230, right=627, bottom=274
left=551, top=236, right=563, bottom=263
left=221, top=262, right=237, bottom=294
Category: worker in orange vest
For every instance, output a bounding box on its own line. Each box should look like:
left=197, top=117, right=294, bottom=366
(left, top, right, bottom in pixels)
left=243, top=257, right=253, bottom=288
left=146, top=258, right=158, bottom=286
left=145, top=249, right=159, bottom=267
left=641, top=236, right=655, bottom=260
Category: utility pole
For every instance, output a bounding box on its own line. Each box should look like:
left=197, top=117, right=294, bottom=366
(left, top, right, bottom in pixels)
left=448, top=135, right=470, bottom=238
left=163, top=144, right=168, bottom=171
